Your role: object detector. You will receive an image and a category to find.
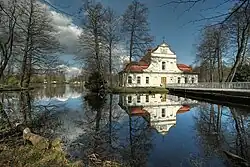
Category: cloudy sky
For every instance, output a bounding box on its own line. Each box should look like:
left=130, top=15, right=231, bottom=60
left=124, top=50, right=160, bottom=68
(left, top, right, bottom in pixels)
left=44, top=0, right=234, bottom=67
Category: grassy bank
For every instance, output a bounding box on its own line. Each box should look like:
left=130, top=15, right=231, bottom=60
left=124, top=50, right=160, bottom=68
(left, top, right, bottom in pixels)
left=0, top=143, right=82, bottom=167
left=111, top=87, right=169, bottom=94
left=0, top=135, right=82, bottom=167
left=0, top=135, right=123, bottom=167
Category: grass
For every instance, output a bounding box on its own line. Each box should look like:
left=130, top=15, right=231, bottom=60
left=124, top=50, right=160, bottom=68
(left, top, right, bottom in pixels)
left=111, top=86, right=169, bottom=94
left=0, top=137, right=82, bottom=167
left=0, top=132, right=122, bottom=167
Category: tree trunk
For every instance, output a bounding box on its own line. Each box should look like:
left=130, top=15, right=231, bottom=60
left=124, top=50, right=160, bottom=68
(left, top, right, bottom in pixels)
left=129, top=30, right=134, bottom=62
left=0, top=1, right=16, bottom=84
left=94, top=25, right=101, bottom=74
left=226, top=22, right=249, bottom=82
left=109, top=94, right=112, bottom=146
left=216, top=105, right=222, bottom=132
left=24, top=49, right=32, bottom=88
left=216, top=33, right=223, bottom=82
left=109, top=42, right=112, bottom=87
left=20, top=0, right=34, bottom=87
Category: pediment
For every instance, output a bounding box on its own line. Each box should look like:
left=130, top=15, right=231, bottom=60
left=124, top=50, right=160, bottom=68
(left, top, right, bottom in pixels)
left=152, top=43, right=175, bottom=55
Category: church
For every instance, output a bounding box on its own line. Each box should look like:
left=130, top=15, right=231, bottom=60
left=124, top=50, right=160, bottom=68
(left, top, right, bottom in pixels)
left=118, top=42, right=198, bottom=87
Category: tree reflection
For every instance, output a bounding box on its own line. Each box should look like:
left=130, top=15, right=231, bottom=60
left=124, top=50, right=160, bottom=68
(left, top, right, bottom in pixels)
left=229, top=108, right=250, bottom=161
left=68, top=93, right=153, bottom=167
left=122, top=113, right=153, bottom=167
left=0, top=91, right=63, bottom=142
left=194, top=103, right=250, bottom=166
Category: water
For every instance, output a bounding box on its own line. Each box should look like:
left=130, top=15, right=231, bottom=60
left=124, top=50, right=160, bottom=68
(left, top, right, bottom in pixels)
left=1, top=85, right=250, bottom=167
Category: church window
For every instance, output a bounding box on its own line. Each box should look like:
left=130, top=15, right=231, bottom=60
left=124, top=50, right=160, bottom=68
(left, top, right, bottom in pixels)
left=128, top=96, right=132, bottom=103
left=162, top=62, right=166, bottom=70
left=128, top=76, right=132, bottom=84
left=146, top=77, right=149, bottom=84
left=137, top=76, right=141, bottom=84
left=162, top=109, right=166, bottom=117
left=178, top=77, right=181, bottom=83
left=146, top=95, right=149, bottom=102
left=137, top=95, right=141, bottom=103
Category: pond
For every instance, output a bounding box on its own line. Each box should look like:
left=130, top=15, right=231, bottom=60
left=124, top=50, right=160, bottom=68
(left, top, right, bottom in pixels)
left=0, top=85, right=250, bottom=167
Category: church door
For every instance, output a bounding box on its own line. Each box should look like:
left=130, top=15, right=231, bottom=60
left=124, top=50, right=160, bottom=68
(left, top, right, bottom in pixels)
left=161, top=77, right=167, bottom=87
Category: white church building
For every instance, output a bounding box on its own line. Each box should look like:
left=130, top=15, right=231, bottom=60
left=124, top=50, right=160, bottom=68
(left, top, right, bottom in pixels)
left=119, top=94, right=198, bottom=135
left=118, top=42, right=198, bottom=87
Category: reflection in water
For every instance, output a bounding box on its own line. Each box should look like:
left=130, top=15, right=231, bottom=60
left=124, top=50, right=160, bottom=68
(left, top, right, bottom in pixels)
left=119, top=94, right=198, bottom=135
left=117, top=94, right=198, bottom=167
left=0, top=86, right=250, bottom=166
left=33, top=84, right=82, bottom=102
left=194, top=104, right=250, bottom=166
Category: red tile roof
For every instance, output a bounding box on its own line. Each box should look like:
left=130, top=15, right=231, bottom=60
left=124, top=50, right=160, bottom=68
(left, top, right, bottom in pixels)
left=130, top=107, right=149, bottom=116
left=177, top=105, right=190, bottom=114
left=123, top=51, right=151, bottom=72
left=177, top=64, right=192, bottom=72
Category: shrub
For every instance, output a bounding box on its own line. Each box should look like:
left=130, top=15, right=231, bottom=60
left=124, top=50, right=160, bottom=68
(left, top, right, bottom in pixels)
left=31, top=76, right=44, bottom=83
left=84, top=71, right=107, bottom=92
left=6, top=76, right=19, bottom=86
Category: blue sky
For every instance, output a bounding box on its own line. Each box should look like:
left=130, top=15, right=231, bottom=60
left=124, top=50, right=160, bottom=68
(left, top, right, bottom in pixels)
left=49, top=0, right=233, bottom=66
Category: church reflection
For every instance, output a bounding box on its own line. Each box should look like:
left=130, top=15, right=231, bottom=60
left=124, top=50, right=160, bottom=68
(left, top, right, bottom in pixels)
left=119, top=94, right=198, bottom=135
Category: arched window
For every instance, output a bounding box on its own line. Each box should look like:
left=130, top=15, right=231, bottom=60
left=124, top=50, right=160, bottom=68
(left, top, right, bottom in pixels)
left=128, top=76, right=132, bottom=84
left=162, top=62, right=166, bottom=70
left=146, top=77, right=149, bottom=84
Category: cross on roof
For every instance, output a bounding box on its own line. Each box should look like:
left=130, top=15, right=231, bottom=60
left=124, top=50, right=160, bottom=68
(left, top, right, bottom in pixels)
left=162, top=36, right=165, bottom=43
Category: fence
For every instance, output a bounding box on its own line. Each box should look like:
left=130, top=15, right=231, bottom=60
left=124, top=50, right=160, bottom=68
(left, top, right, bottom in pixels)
left=166, top=82, right=250, bottom=90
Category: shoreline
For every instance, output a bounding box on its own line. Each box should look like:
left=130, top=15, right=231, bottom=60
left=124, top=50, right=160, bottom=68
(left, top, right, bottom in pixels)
left=111, top=87, right=169, bottom=94
left=0, top=86, right=34, bottom=92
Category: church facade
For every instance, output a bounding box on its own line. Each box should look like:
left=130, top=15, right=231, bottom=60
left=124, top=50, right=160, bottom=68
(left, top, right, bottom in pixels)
left=118, top=42, right=198, bottom=87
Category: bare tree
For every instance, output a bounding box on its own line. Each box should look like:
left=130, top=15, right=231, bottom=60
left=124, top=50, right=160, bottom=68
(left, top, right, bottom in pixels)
left=161, top=0, right=250, bottom=83
left=121, top=0, right=153, bottom=62
left=0, top=0, right=18, bottom=83
left=102, top=7, right=120, bottom=87
left=17, top=0, right=60, bottom=87
left=160, top=0, right=249, bottom=25
left=195, top=25, right=228, bottom=82
left=225, top=3, right=250, bottom=82
left=77, top=1, right=107, bottom=75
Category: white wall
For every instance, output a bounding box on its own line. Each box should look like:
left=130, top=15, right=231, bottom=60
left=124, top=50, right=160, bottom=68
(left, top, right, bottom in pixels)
left=144, top=43, right=182, bottom=73
left=148, top=106, right=180, bottom=134
left=122, top=73, right=198, bottom=87
left=120, top=94, right=198, bottom=107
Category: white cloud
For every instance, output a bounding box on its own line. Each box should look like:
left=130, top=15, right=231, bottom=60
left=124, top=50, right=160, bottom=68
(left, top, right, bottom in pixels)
left=56, top=64, right=81, bottom=79
left=112, top=44, right=129, bottom=72
left=42, top=2, right=130, bottom=69
left=49, top=11, right=82, bottom=53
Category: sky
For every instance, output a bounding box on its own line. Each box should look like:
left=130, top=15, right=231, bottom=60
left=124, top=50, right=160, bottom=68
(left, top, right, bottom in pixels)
left=46, top=0, right=234, bottom=67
